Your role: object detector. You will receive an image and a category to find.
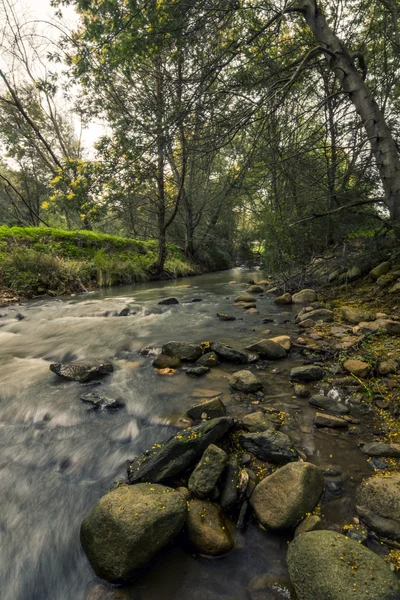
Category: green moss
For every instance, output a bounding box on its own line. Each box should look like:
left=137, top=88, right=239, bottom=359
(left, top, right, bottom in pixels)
left=0, top=226, right=196, bottom=298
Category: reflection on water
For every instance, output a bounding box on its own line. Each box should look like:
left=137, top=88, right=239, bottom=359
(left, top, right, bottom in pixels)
left=0, top=269, right=372, bottom=600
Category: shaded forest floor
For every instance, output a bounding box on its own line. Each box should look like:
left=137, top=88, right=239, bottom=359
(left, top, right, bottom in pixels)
left=0, top=226, right=197, bottom=301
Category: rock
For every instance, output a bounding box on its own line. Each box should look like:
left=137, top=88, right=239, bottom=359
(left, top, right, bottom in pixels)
left=389, top=282, right=400, bottom=293
left=362, top=442, right=400, bottom=458
left=220, top=456, right=240, bottom=511
left=308, top=394, right=350, bottom=415
left=341, top=306, right=375, bottom=324
left=385, top=320, right=400, bottom=335
left=117, top=306, right=131, bottom=317
left=314, top=412, right=348, bottom=428
left=234, top=294, right=256, bottom=303
left=287, top=530, right=400, bottom=600
left=190, top=298, right=203, bottom=302
left=355, top=505, right=400, bottom=541
left=290, top=365, right=325, bottom=382
left=128, top=417, right=234, bottom=484
left=292, top=289, right=317, bottom=304
left=153, top=354, right=181, bottom=369
left=210, top=341, right=249, bottom=363
left=175, top=486, right=191, bottom=502
left=240, top=430, right=298, bottom=464
left=250, top=462, right=323, bottom=530
left=241, top=412, right=274, bottom=432
left=80, top=392, right=124, bottom=410
left=234, top=301, right=257, bottom=309
left=275, top=293, right=292, bottom=305
left=347, top=266, right=362, bottom=282
left=246, top=307, right=259, bottom=315
left=229, top=370, right=263, bottom=393
left=294, top=384, right=310, bottom=398
left=217, top=313, right=236, bottom=321
left=50, top=360, right=113, bottom=383
left=343, top=359, right=369, bottom=377
left=357, top=473, right=400, bottom=530
left=247, top=285, right=264, bottom=294
left=245, top=339, right=286, bottom=359
left=300, top=308, right=334, bottom=322
left=188, top=444, right=228, bottom=498
left=268, top=335, right=291, bottom=351
left=370, top=261, right=391, bottom=280
left=80, top=483, right=186, bottom=583
left=162, top=341, right=203, bottom=362
left=376, top=274, right=395, bottom=288
left=186, top=366, right=210, bottom=376
left=328, top=269, right=342, bottom=282
left=186, top=397, right=226, bottom=420
left=158, top=297, right=179, bottom=305
left=298, top=318, right=315, bottom=328
left=247, top=574, right=295, bottom=600
left=378, top=359, right=398, bottom=375
left=294, top=515, right=322, bottom=537
left=186, top=499, right=233, bottom=556
left=196, top=351, right=219, bottom=368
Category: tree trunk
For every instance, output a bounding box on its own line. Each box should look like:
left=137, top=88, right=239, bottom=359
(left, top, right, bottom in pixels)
left=294, top=0, right=400, bottom=235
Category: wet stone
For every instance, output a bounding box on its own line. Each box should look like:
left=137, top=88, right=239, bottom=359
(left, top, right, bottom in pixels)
left=188, top=444, right=228, bottom=499
left=308, top=394, right=350, bottom=415
left=158, top=297, right=179, bottom=305
left=80, top=392, right=124, bottom=411
left=211, top=341, right=249, bottom=363
left=290, top=365, right=325, bottom=383
left=186, top=396, right=226, bottom=420
left=217, top=312, right=236, bottom=321
left=50, top=359, right=114, bottom=383
left=186, top=366, right=210, bottom=377
left=229, top=370, right=263, bottom=393
left=239, top=430, right=298, bottom=464
left=314, top=412, right=348, bottom=428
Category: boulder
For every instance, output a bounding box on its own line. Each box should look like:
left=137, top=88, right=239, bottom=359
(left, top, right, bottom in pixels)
left=308, top=394, right=349, bottom=415
left=355, top=505, right=400, bottom=541
left=328, top=269, right=342, bottom=282
left=250, top=462, right=324, bottom=530
left=210, top=341, right=249, bottom=363
left=378, top=359, right=398, bottom=375
left=229, top=370, right=263, bottom=393
left=298, top=318, right=315, bottom=328
left=340, top=306, right=375, bottom=324
left=234, top=294, right=256, bottom=303
left=241, top=412, right=275, bottom=432
left=347, top=266, right=362, bottom=282
left=50, top=359, right=113, bottom=383
left=216, top=313, right=236, bottom=321
left=245, top=339, right=286, bottom=359
left=294, top=515, right=322, bottom=537
left=186, top=499, right=233, bottom=556
left=128, top=417, right=234, bottom=484
left=343, top=359, right=369, bottom=377
left=362, top=442, right=400, bottom=458
left=356, top=473, right=400, bottom=527
left=234, top=302, right=257, bottom=309
left=292, top=289, right=317, bottom=304
left=389, top=282, right=400, bottom=293
left=290, top=365, right=325, bottom=382
left=247, top=285, right=264, bottom=294
left=186, top=397, right=226, bottom=420
left=268, top=335, right=291, bottom=351
left=287, top=530, right=400, bottom=600
left=186, top=366, right=209, bottom=376
left=80, top=392, right=124, bottom=411
left=275, top=293, right=292, bottom=305
left=158, top=297, right=179, bottom=305
left=162, top=341, right=203, bottom=362
left=294, top=384, right=310, bottom=398
left=153, top=354, right=181, bottom=369
left=220, top=456, right=241, bottom=511
left=188, top=444, right=228, bottom=498
left=80, top=484, right=186, bottom=583
left=246, top=308, right=259, bottom=315
left=196, top=351, right=219, bottom=368
left=314, top=412, right=348, bottom=428
left=370, top=261, right=391, bottom=280
left=385, top=320, right=400, bottom=335
left=239, top=430, right=298, bottom=464
left=300, top=308, right=334, bottom=322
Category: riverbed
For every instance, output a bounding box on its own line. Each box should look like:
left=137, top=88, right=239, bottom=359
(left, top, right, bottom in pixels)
left=0, top=268, right=374, bottom=600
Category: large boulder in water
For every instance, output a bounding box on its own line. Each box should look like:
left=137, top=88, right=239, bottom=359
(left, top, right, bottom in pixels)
left=186, top=396, right=226, bottom=420
left=250, top=462, right=323, bottom=530
left=292, top=289, right=317, bottom=304
left=356, top=473, right=400, bottom=538
left=80, top=483, right=186, bottom=583
left=239, top=430, right=298, bottom=464
left=210, top=341, right=249, bottom=363
left=128, top=417, right=234, bottom=484
left=162, top=341, right=202, bottom=362
left=287, top=530, right=400, bottom=600
left=229, top=370, right=263, bottom=393
left=245, top=339, right=286, bottom=359
left=50, top=359, right=113, bottom=383
left=186, top=499, right=233, bottom=556
left=290, top=365, right=325, bottom=382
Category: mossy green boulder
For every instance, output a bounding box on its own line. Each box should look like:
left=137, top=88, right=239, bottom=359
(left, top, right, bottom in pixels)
left=287, top=530, right=400, bottom=600
left=80, top=484, right=186, bottom=583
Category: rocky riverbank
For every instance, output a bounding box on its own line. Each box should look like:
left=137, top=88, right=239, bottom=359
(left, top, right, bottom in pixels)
left=48, top=264, right=400, bottom=599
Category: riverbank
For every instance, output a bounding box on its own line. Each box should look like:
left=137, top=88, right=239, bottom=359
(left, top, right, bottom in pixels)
left=0, top=226, right=197, bottom=301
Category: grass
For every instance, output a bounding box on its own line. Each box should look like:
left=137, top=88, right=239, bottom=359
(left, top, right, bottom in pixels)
left=0, top=226, right=197, bottom=298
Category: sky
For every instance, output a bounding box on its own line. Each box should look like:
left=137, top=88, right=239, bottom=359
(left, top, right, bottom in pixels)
left=0, top=0, right=106, bottom=154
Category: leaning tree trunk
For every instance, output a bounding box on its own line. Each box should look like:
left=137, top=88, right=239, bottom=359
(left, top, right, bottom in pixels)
left=294, top=0, right=400, bottom=235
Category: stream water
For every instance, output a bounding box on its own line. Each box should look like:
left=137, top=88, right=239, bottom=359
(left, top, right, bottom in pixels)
left=0, top=269, right=374, bottom=600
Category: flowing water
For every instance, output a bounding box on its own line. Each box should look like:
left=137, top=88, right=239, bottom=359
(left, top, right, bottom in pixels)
left=0, top=269, right=374, bottom=600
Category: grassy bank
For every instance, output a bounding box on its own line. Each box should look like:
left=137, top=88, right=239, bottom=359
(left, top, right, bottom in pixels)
left=0, top=226, right=197, bottom=299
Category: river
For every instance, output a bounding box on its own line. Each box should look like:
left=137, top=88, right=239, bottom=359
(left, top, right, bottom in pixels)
left=0, top=268, right=373, bottom=599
